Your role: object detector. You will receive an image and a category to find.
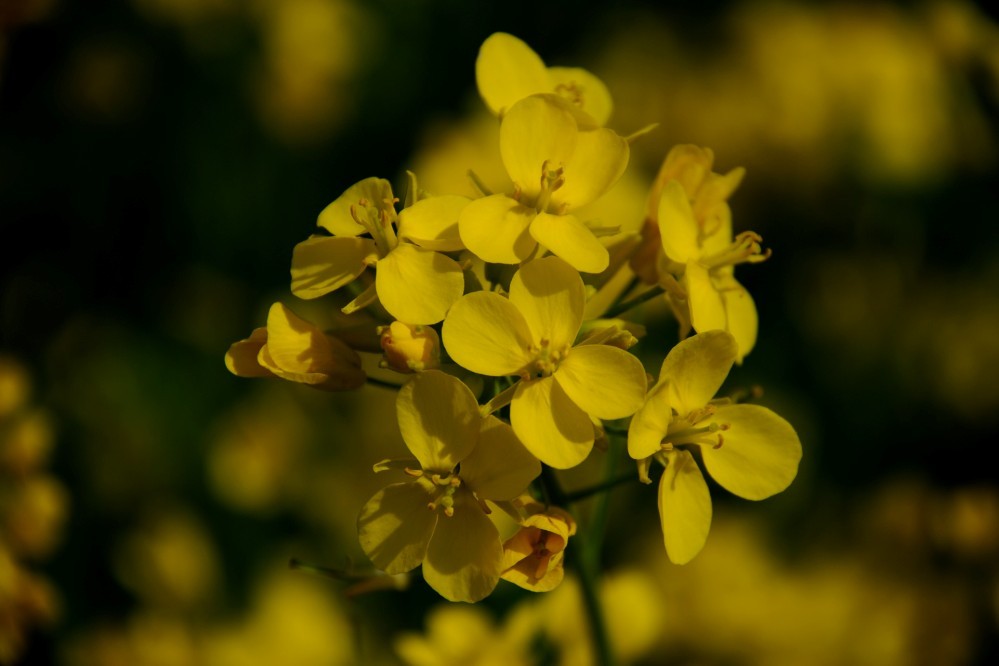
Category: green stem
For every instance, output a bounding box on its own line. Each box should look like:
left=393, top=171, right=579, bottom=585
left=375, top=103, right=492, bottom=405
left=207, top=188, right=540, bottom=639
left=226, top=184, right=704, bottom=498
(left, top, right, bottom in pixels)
left=603, top=285, right=665, bottom=319
left=539, top=467, right=616, bottom=666
left=564, top=472, right=634, bottom=504
left=365, top=376, right=403, bottom=390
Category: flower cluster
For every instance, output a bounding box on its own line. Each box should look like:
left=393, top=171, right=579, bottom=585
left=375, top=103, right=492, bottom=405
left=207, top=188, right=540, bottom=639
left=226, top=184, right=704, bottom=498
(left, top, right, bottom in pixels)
left=226, top=33, right=802, bottom=602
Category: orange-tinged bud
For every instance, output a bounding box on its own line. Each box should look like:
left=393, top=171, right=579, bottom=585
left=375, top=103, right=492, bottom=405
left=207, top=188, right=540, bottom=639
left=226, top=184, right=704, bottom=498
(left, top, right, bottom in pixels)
left=500, top=503, right=576, bottom=592
left=379, top=322, right=440, bottom=373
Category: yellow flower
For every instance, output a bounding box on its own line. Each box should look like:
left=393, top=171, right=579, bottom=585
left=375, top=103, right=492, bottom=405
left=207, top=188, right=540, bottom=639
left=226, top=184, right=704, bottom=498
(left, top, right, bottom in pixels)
left=476, top=32, right=613, bottom=124
left=225, top=302, right=366, bottom=391
left=357, top=370, right=539, bottom=602
left=500, top=499, right=576, bottom=592
left=379, top=321, right=441, bottom=373
left=442, top=257, right=647, bottom=468
left=652, top=146, right=766, bottom=362
left=628, top=331, right=801, bottom=564
left=290, top=176, right=468, bottom=324
left=458, top=95, right=629, bottom=273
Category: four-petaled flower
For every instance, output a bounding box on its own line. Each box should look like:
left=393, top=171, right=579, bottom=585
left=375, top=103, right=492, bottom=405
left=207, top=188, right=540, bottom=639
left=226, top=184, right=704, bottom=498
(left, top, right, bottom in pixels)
left=443, top=256, right=647, bottom=468
left=628, top=330, right=802, bottom=564
left=458, top=95, right=629, bottom=274
left=291, top=176, right=469, bottom=325
left=357, top=370, right=540, bottom=602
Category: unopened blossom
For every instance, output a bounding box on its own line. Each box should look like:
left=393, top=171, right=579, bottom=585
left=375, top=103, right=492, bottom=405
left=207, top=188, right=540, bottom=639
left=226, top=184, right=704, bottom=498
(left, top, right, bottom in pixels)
left=476, top=32, right=613, bottom=124
left=225, top=302, right=365, bottom=391
left=648, top=146, right=766, bottom=361
left=501, top=499, right=576, bottom=592
left=443, top=257, right=647, bottom=468
left=379, top=322, right=440, bottom=373
left=290, top=176, right=468, bottom=325
left=357, top=371, right=539, bottom=602
left=458, top=95, right=629, bottom=273
left=628, top=331, right=801, bottom=564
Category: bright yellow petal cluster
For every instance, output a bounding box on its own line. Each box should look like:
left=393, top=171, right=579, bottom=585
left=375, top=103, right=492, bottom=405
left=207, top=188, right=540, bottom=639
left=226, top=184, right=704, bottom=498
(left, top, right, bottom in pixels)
left=635, top=145, right=766, bottom=362
left=290, top=177, right=467, bottom=325
left=459, top=95, right=629, bottom=273
left=357, top=371, right=540, bottom=602
left=378, top=321, right=441, bottom=373
left=443, top=257, right=647, bottom=468
left=628, top=331, right=802, bottom=563
left=476, top=32, right=613, bottom=125
left=225, top=302, right=365, bottom=391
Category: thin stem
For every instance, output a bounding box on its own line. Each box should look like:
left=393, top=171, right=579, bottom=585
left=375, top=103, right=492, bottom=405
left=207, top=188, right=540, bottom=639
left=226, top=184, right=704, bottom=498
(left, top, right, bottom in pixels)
left=480, top=380, right=519, bottom=416
left=564, top=472, right=634, bottom=504
left=539, top=466, right=616, bottom=666
left=603, top=285, right=665, bottom=319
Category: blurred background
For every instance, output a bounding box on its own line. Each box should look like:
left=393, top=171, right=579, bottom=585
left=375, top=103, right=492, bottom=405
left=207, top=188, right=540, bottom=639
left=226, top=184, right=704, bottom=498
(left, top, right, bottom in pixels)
left=2, top=0, right=998, bottom=664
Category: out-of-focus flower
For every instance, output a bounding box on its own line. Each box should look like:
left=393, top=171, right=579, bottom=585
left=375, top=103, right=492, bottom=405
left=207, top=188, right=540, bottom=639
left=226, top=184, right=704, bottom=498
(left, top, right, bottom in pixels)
left=443, top=257, right=647, bottom=469
left=357, top=370, right=539, bottom=601
left=113, top=510, right=220, bottom=610
left=458, top=95, right=629, bottom=273
left=226, top=301, right=366, bottom=391
left=395, top=604, right=534, bottom=666
left=379, top=321, right=441, bottom=373
left=476, top=32, right=613, bottom=124
left=628, top=331, right=801, bottom=563
left=290, top=177, right=467, bottom=324
left=500, top=499, right=576, bottom=592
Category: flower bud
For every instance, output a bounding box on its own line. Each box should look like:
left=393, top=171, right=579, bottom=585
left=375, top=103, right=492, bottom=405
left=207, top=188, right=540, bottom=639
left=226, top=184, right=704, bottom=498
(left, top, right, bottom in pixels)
left=379, top=322, right=440, bottom=373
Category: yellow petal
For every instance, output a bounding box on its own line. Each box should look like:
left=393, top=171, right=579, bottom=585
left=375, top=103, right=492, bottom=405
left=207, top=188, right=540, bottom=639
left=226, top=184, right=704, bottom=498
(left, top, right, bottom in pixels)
left=659, top=449, right=711, bottom=564
left=529, top=212, right=609, bottom=274
left=357, top=479, right=438, bottom=574
left=657, top=180, right=699, bottom=264
left=460, top=416, right=540, bottom=501
left=508, top=256, right=584, bottom=351
left=510, top=377, right=593, bottom=469
left=397, top=194, right=469, bottom=252
left=458, top=194, right=537, bottom=264
left=555, top=345, right=647, bottom=419
left=475, top=32, right=549, bottom=117
left=396, top=370, right=482, bottom=472
left=225, top=328, right=273, bottom=378
left=721, top=276, right=758, bottom=363
left=699, top=404, right=801, bottom=501
left=627, top=379, right=671, bottom=460
left=375, top=244, right=464, bottom=325
left=317, top=177, right=395, bottom=237
left=442, top=292, right=533, bottom=377
left=500, top=95, right=577, bottom=201
left=551, top=126, right=629, bottom=210
left=259, top=303, right=365, bottom=390
left=290, top=236, right=378, bottom=299
left=658, top=330, right=737, bottom=416
left=422, top=490, right=502, bottom=602
left=547, top=66, right=613, bottom=126
left=685, top=262, right=726, bottom=334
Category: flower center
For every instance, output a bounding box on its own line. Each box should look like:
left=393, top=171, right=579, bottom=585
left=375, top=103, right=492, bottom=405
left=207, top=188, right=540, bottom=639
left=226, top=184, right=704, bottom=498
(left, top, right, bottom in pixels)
left=527, top=338, right=570, bottom=378
left=530, top=160, right=565, bottom=214
left=425, top=471, right=461, bottom=518
left=350, top=196, right=399, bottom=257
left=700, top=231, right=771, bottom=271
left=659, top=404, right=730, bottom=451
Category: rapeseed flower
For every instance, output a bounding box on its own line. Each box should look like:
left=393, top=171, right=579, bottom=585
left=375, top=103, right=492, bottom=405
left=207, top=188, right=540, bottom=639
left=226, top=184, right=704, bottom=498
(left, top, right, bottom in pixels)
left=628, top=330, right=801, bottom=563
left=225, top=302, right=366, bottom=391
left=647, top=146, right=767, bottom=361
left=458, top=95, right=629, bottom=273
left=500, top=499, right=576, bottom=592
left=476, top=32, right=613, bottom=124
left=357, top=370, right=539, bottom=602
left=442, top=257, right=647, bottom=468
left=290, top=176, right=468, bottom=324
